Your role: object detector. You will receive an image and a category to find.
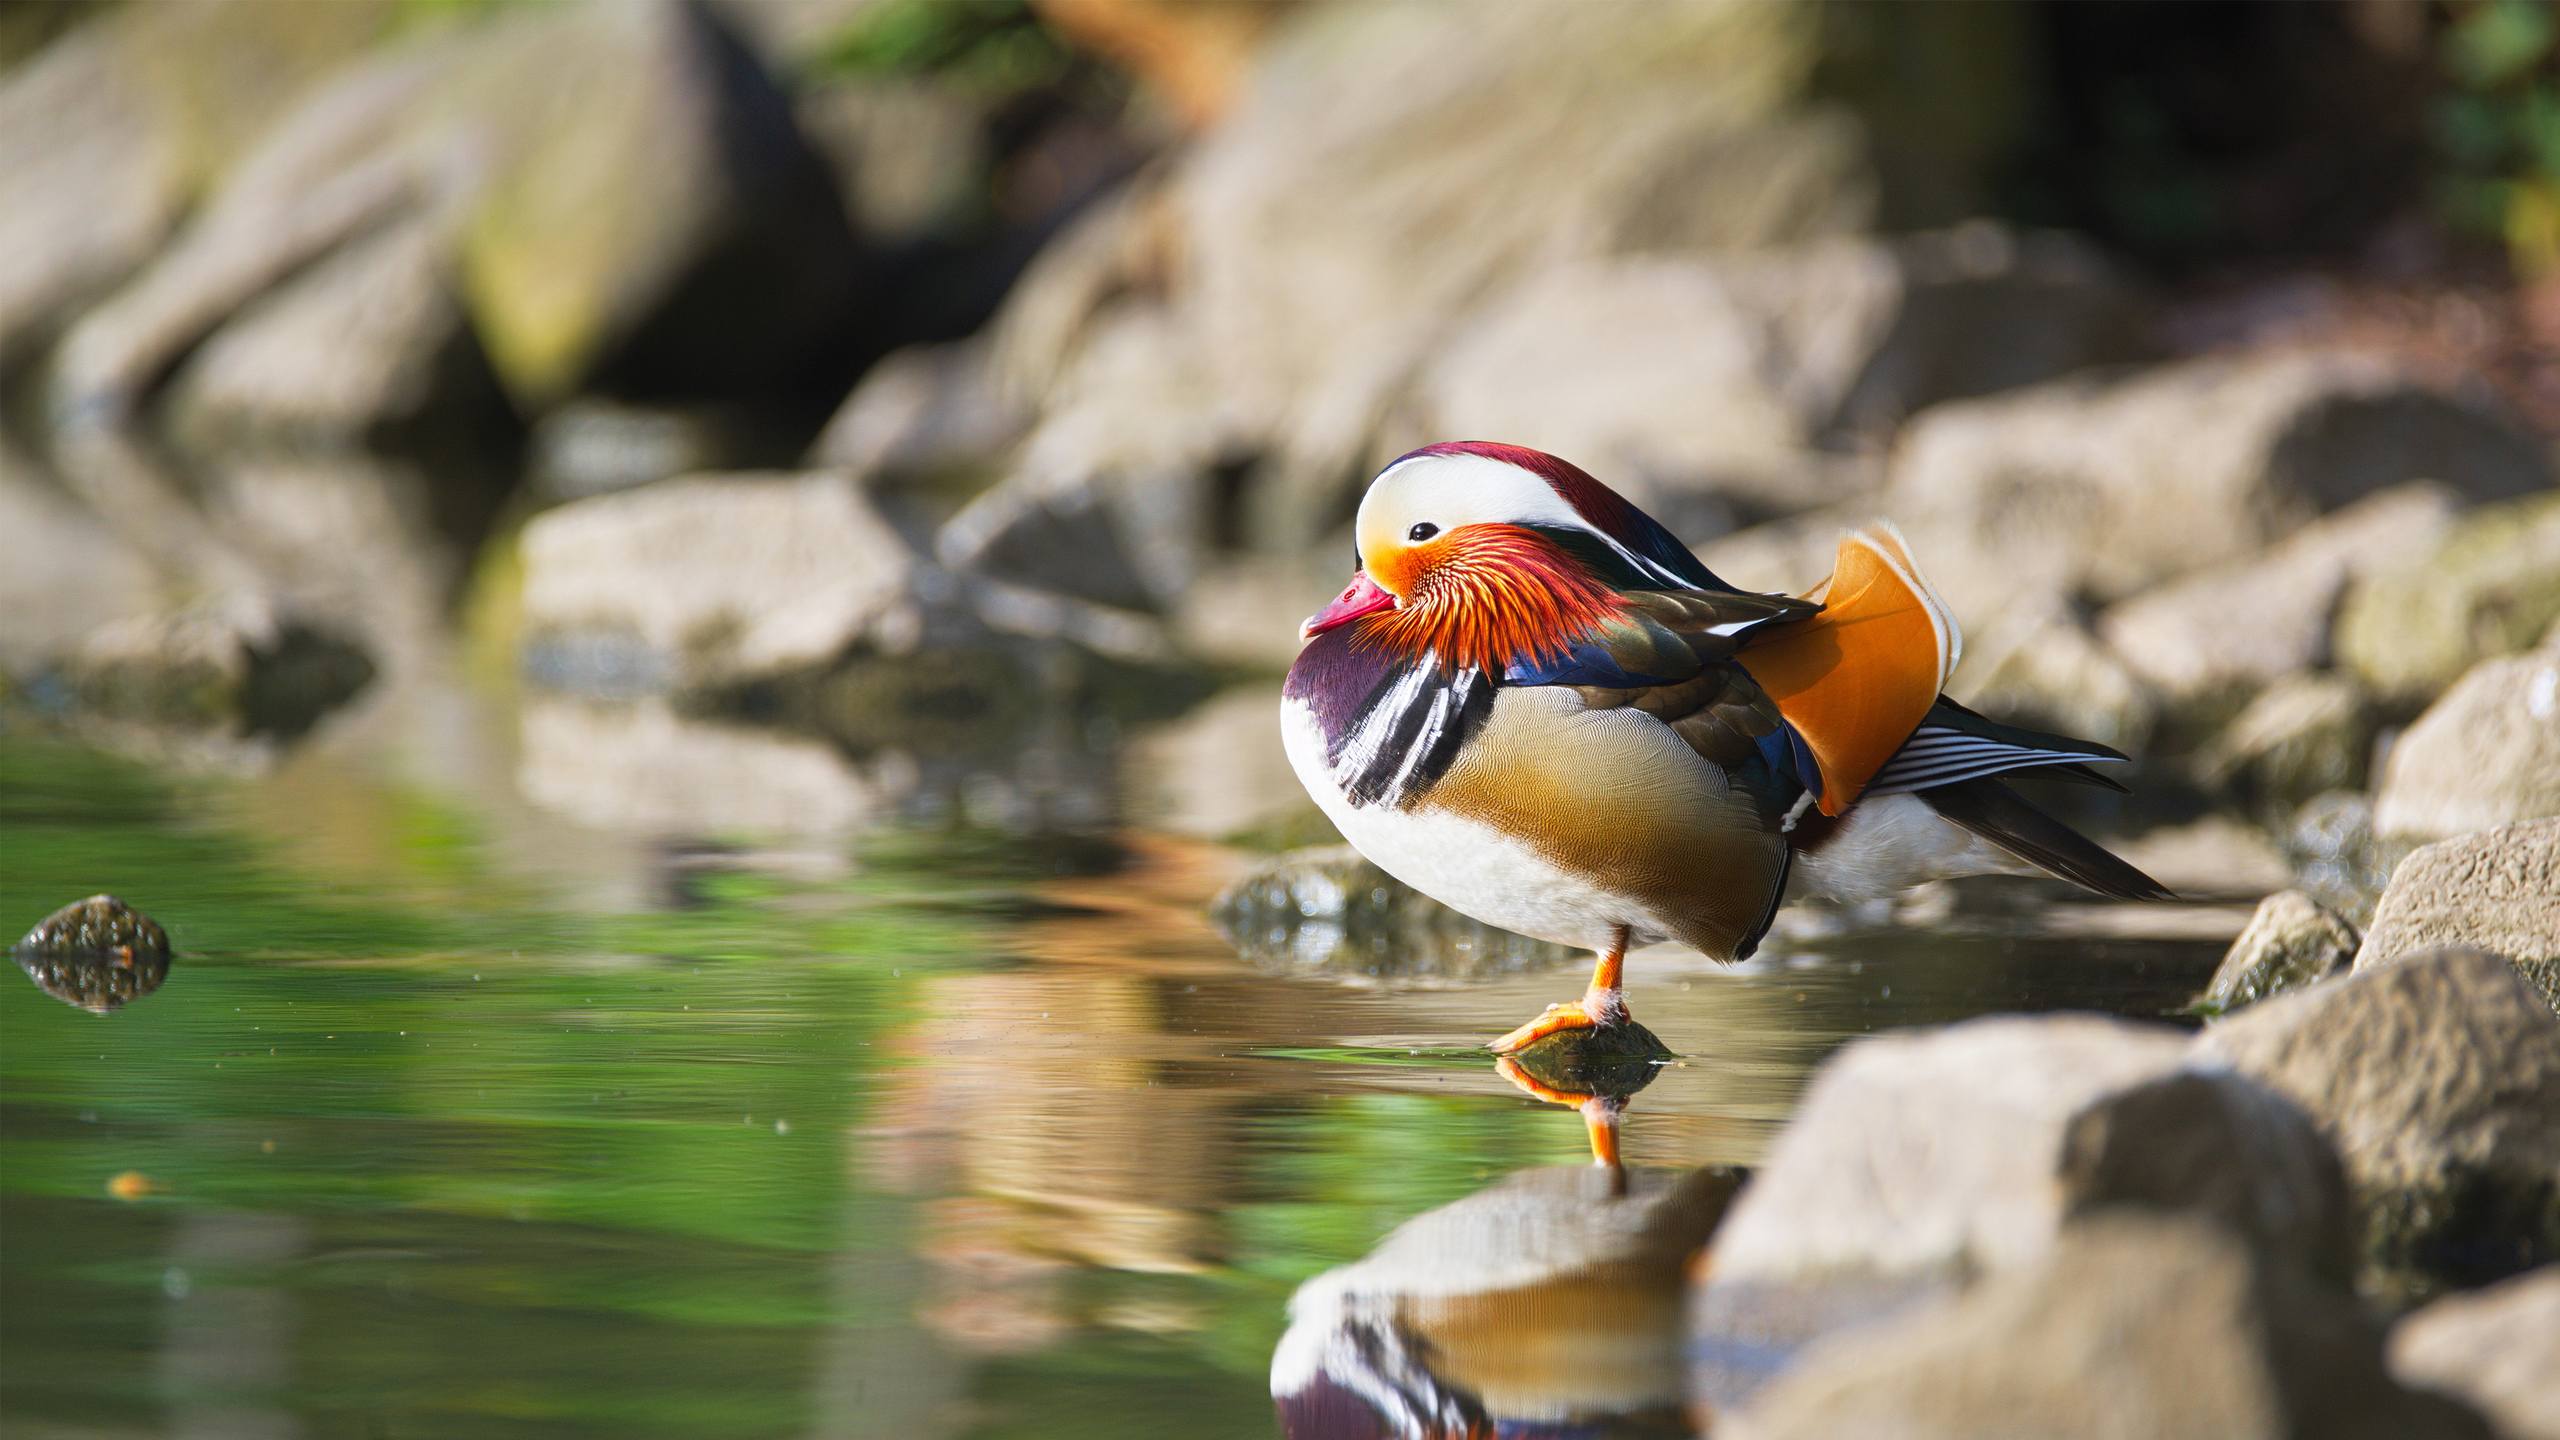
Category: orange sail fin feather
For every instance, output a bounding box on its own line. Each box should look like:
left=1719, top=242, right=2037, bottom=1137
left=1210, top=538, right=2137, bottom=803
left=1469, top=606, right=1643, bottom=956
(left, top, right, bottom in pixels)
left=1737, top=523, right=1960, bottom=816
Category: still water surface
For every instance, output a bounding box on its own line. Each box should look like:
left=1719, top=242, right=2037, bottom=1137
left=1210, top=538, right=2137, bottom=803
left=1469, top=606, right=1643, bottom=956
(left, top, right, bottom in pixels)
left=0, top=735, right=2220, bottom=1438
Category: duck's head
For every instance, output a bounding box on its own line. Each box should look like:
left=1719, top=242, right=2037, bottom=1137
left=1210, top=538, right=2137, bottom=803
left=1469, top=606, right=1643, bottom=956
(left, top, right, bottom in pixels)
left=1299, top=443, right=1712, bottom=670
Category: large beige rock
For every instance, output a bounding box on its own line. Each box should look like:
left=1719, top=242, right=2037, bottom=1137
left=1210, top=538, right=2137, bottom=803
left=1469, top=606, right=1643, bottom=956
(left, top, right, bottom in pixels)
left=518, top=471, right=925, bottom=694
left=46, top=25, right=463, bottom=422
left=1724, top=1216, right=2493, bottom=1440
left=1699, top=1017, right=2343, bottom=1288
left=2203, top=890, right=2360, bottom=1012
left=2357, top=821, right=2560, bottom=1011
left=1412, top=255, right=1810, bottom=519
left=2372, top=653, right=2560, bottom=847
left=166, top=214, right=504, bottom=446
left=1414, top=227, right=2134, bottom=525
left=2099, top=484, right=2460, bottom=711
left=48, top=0, right=858, bottom=422
left=2337, top=491, right=2560, bottom=705
left=2195, top=946, right=2560, bottom=1291
left=0, top=1, right=395, bottom=371
left=2388, top=1266, right=2560, bottom=1440
left=1884, top=352, right=2551, bottom=620
left=1188, top=1, right=1862, bottom=527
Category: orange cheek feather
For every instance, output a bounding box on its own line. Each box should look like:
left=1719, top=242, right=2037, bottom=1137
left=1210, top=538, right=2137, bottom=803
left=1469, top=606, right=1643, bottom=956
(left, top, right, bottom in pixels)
left=1362, top=526, right=1621, bottom=674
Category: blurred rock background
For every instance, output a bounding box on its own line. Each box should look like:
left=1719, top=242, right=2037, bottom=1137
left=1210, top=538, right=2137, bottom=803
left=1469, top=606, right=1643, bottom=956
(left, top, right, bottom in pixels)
left=2, top=0, right=2557, bottom=915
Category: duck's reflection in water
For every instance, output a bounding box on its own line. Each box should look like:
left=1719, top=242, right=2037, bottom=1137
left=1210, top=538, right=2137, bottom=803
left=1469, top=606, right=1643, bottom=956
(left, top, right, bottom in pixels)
left=1274, top=1037, right=1742, bottom=1439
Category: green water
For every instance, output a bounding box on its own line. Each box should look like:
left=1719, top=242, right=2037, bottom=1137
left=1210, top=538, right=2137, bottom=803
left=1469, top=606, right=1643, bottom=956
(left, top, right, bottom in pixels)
left=0, top=735, right=2222, bottom=1439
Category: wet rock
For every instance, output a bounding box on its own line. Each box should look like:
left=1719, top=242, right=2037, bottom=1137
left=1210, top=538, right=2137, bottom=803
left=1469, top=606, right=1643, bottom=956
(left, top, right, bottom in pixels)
left=1722, top=1215, right=2494, bottom=1440
left=63, top=604, right=375, bottom=741
left=1211, top=845, right=1576, bottom=982
left=16, top=895, right=170, bottom=964
left=807, top=337, right=1026, bottom=482
left=2099, top=484, right=2459, bottom=716
left=2203, top=891, right=2360, bottom=1013
left=1504, top=1023, right=1677, bottom=1091
left=0, top=1, right=394, bottom=373
left=1698, top=1016, right=2337, bottom=1294
left=2199, top=673, right=2380, bottom=811
left=518, top=471, right=927, bottom=696
left=1884, top=352, right=2551, bottom=621
left=2356, top=822, right=2560, bottom=1012
left=2337, top=491, right=2560, bottom=706
left=2284, top=790, right=2391, bottom=924
left=13, top=895, right=172, bottom=1015
left=2194, top=946, right=2560, bottom=1293
left=2372, top=653, right=2560, bottom=847
left=2388, top=1265, right=2560, bottom=1440
left=165, top=213, right=510, bottom=448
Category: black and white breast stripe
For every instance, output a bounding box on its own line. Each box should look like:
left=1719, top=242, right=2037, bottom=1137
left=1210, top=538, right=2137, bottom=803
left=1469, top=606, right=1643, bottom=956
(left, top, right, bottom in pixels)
left=1866, top=724, right=2122, bottom=796
left=1327, top=659, right=1494, bottom=809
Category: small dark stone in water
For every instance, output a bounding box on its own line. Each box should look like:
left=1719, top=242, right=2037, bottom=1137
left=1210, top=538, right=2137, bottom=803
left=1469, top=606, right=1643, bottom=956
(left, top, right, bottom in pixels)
left=1505, top=1022, right=1673, bottom=1099
left=13, top=895, right=172, bottom=1013
left=17, top=895, right=170, bottom=961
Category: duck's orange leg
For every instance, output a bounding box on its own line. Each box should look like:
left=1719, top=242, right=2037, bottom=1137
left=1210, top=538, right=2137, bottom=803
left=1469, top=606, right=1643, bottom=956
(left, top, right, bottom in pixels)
left=1489, top=925, right=1631, bottom=1054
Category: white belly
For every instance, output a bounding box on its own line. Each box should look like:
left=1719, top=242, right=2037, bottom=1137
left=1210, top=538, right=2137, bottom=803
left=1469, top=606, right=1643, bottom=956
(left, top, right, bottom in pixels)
left=1281, top=694, right=1662, bottom=952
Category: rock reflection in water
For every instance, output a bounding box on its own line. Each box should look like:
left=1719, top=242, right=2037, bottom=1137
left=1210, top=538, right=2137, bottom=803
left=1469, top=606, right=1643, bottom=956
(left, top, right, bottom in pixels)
left=13, top=945, right=171, bottom=1014
left=1275, top=1035, right=1740, bottom=1439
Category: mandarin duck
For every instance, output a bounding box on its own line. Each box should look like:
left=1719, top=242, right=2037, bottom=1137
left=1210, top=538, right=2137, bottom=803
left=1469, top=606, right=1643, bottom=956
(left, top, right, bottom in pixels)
left=1282, top=442, right=2167, bottom=1054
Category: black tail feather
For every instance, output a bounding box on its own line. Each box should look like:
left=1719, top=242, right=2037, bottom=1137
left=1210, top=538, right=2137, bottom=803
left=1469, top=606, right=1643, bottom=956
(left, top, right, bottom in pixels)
left=2043, top=761, right=2131, bottom=794
left=1919, top=777, right=2172, bottom=901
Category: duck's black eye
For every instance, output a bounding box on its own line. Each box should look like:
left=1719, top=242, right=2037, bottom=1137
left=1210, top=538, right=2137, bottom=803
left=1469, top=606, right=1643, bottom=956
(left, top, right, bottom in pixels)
left=1407, top=522, right=1439, bottom=542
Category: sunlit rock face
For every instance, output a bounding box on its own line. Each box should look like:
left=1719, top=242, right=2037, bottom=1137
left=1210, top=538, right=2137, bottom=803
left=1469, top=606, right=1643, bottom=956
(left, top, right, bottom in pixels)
left=12, top=894, right=172, bottom=1014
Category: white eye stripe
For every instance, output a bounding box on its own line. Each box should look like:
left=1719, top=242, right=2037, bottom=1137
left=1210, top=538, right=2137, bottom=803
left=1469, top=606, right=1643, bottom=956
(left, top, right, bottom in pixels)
left=1362, top=451, right=1702, bottom=591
